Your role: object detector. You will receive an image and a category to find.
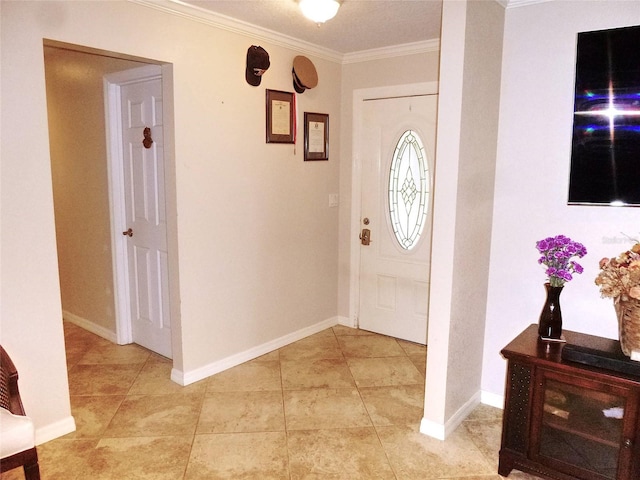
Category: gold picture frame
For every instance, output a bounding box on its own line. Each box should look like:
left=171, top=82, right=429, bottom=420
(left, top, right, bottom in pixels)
left=266, top=89, right=295, bottom=144
left=304, top=112, right=329, bottom=161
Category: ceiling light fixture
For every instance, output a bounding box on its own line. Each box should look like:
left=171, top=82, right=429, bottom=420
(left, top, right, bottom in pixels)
left=299, top=0, right=340, bottom=24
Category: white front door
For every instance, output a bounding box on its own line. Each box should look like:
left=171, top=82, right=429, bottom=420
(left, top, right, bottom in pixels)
left=116, top=67, right=172, bottom=358
left=358, top=93, right=437, bottom=344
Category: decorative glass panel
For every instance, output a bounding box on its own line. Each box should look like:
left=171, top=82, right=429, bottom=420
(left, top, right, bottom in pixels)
left=539, top=378, right=624, bottom=479
left=388, top=130, right=429, bottom=250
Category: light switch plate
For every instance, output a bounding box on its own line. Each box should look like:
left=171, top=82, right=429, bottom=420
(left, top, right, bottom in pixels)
left=329, top=194, right=339, bottom=207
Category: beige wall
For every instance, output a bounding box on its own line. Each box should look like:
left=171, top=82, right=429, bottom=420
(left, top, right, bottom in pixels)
left=45, top=46, right=147, bottom=336
left=482, top=0, right=640, bottom=400
left=422, top=0, right=505, bottom=437
left=443, top=0, right=503, bottom=420
left=1, top=0, right=341, bottom=441
left=9, top=0, right=636, bottom=447
left=423, top=0, right=640, bottom=436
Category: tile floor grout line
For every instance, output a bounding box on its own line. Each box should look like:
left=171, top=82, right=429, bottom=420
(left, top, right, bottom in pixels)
left=277, top=346, right=295, bottom=480
left=341, top=327, right=400, bottom=479
left=21, top=322, right=528, bottom=480
left=182, top=389, right=208, bottom=480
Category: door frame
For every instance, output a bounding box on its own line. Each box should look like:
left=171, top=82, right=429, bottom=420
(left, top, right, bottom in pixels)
left=349, top=82, right=439, bottom=329
left=104, top=64, right=179, bottom=350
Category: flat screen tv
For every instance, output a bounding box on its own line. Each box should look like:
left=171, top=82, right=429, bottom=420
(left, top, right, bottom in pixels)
left=568, top=25, right=640, bottom=206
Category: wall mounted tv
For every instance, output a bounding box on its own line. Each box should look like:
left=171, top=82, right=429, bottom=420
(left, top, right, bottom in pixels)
left=568, top=25, right=640, bottom=206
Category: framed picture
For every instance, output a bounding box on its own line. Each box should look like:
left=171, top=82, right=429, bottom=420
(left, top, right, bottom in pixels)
left=266, top=89, right=295, bottom=144
left=304, top=112, right=329, bottom=161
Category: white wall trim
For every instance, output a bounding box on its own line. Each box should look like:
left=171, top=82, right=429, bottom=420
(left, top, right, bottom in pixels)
left=342, top=39, right=440, bottom=64
left=104, top=72, right=131, bottom=346
left=129, top=0, right=439, bottom=64
left=504, top=0, right=555, bottom=8
left=336, top=315, right=355, bottom=328
left=35, top=415, right=76, bottom=446
left=62, top=311, right=118, bottom=344
left=171, top=316, right=340, bottom=386
left=104, top=65, right=164, bottom=348
left=481, top=390, right=505, bottom=410
left=129, top=0, right=343, bottom=63
left=419, top=391, right=481, bottom=440
left=419, top=417, right=447, bottom=440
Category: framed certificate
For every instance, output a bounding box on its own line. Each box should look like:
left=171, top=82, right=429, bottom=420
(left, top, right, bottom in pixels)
left=266, top=89, right=295, bottom=144
left=304, top=112, right=329, bottom=161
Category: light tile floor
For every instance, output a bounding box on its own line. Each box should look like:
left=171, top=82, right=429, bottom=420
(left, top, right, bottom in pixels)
left=2, top=322, right=543, bottom=479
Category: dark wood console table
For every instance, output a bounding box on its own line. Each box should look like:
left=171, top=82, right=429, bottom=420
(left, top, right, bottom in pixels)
left=499, top=324, right=640, bottom=480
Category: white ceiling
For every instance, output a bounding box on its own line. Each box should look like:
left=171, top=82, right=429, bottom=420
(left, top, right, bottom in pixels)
left=175, top=0, right=444, bottom=54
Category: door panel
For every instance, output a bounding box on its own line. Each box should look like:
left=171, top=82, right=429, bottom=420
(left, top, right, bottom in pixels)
left=120, top=76, right=172, bottom=358
left=358, top=94, right=437, bottom=344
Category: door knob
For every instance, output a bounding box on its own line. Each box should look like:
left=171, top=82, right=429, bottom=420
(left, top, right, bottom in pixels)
left=122, top=228, right=133, bottom=237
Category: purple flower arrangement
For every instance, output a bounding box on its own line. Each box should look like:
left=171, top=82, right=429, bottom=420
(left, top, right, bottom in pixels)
left=536, top=235, right=587, bottom=287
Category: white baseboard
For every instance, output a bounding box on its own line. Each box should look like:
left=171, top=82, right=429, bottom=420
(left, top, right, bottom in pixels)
left=420, top=391, right=481, bottom=440
left=171, top=316, right=340, bottom=386
left=62, top=311, right=117, bottom=343
left=481, top=390, right=504, bottom=409
left=337, top=315, right=355, bottom=328
left=35, top=415, right=76, bottom=445
left=419, top=417, right=446, bottom=440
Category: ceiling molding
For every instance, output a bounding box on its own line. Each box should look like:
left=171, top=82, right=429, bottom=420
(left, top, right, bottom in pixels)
left=342, top=39, right=440, bottom=65
left=130, top=0, right=342, bottom=62
left=504, top=0, right=555, bottom=8
left=129, top=0, right=439, bottom=65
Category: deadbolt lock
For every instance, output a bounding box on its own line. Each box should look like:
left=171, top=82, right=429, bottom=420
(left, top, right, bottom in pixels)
left=359, top=228, right=371, bottom=246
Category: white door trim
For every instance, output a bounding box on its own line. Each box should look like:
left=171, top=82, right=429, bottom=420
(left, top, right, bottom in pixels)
left=104, top=64, right=163, bottom=346
left=349, top=82, right=439, bottom=329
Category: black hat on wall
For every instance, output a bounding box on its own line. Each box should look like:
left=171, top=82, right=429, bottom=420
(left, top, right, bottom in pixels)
left=246, top=45, right=270, bottom=86
left=292, top=55, right=318, bottom=93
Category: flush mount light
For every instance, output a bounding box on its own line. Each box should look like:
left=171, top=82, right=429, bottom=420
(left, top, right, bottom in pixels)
left=299, top=0, right=340, bottom=24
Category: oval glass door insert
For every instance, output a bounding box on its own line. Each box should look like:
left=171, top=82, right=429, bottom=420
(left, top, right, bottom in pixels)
left=388, top=130, right=429, bottom=250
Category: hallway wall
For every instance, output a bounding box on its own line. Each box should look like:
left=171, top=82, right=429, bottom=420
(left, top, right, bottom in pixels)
left=1, top=0, right=341, bottom=441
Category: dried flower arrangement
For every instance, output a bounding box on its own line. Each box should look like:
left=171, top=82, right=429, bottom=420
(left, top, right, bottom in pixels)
left=595, top=243, right=640, bottom=300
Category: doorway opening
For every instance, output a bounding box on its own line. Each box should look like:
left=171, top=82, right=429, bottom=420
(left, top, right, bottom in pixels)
left=43, top=40, right=180, bottom=361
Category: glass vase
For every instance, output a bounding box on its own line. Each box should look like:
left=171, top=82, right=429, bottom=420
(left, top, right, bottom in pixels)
left=538, top=283, right=563, bottom=340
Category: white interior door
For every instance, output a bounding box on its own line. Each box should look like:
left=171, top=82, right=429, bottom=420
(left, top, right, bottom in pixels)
left=119, top=69, right=172, bottom=358
left=358, top=94, right=437, bottom=344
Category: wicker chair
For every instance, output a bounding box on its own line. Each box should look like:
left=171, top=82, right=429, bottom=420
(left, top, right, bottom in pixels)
left=0, top=345, right=40, bottom=480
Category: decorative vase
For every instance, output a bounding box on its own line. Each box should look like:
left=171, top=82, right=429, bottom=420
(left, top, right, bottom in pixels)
left=538, top=283, right=563, bottom=339
left=613, top=296, right=640, bottom=357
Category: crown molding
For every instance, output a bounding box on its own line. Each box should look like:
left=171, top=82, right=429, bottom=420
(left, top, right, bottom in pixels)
left=342, top=39, right=440, bottom=65
left=129, top=0, right=343, bottom=62
left=503, top=0, right=555, bottom=8
left=129, top=0, right=439, bottom=64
